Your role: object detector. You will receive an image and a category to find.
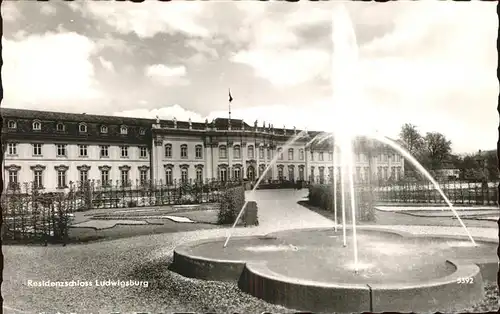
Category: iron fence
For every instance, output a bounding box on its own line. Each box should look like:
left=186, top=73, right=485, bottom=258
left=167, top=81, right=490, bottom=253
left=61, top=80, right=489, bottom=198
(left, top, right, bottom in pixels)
left=315, top=180, right=499, bottom=206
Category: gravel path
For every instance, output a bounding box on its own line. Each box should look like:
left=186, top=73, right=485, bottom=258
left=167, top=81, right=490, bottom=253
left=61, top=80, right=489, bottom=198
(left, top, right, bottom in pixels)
left=3, top=189, right=497, bottom=313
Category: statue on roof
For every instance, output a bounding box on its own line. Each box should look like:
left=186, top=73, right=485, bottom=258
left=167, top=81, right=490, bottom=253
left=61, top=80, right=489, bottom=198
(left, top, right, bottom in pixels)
left=254, top=120, right=258, bottom=128
left=156, top=115, right=160, bottom=124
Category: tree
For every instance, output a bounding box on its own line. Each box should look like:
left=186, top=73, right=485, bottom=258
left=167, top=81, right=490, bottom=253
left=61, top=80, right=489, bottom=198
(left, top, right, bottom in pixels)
left=423, top=132, right=452, bottom=170
left=398, top=123, right=425, bottom=157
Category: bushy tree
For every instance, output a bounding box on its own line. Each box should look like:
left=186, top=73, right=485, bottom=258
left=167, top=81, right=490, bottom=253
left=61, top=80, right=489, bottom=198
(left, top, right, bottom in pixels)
left=399, top=123, right=425, bottom=156
left=423, top=132, right=452, bottom=170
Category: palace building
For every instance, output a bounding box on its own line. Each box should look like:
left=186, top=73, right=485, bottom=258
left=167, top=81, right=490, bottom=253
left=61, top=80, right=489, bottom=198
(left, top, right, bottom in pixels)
left=1, top=108, right=405, bottom=192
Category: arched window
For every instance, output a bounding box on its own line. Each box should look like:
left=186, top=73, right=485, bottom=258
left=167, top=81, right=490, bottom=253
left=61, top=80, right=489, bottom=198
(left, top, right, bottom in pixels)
left=288, top=148, right=294, bottom=160
left=219, top=166, right=228, bottom=182
left=196, top=167, right=203, bottom=183
left=219, top=145, right=227, bottom=159
left=181, top=167, right=188, bottom=183
left=100, top=125, right=108, bottom=133
left=299, top=148, right=304, bottom=160
left=32, top=120, right=41, bottom=131
left=165, top=144, right=172, bottom=158
left=233, top=145, right=241, bottom=159
left=165, top=167, right=173, bottom=185
left=180, top=144, right=188, bottom=159
left=56, top=123, right=65, bottom=131
left=278, top=147, right=283, bottom=160
left=79, top=123, right=87, bottom=133
left=120, top=125, right=128, bottom=135
left=139, top=128, right=146, bottom=135
left=7, top=121, right=16, bottom=129
left=247, top=145, right=254, bottom=159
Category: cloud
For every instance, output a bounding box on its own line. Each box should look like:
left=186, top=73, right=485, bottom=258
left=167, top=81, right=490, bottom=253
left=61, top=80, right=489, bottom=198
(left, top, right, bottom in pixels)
left=40, top=4, right=57, bottom=16
left=144, top=64, right=189, bottom=86
left=2, top=32, right=102, bottom=106
left=114, top=104, right=205, bottom=122
left=81, top=1, right=209, bottom=38
left=1, top=1, right=21, bottom=22
left=231, top=49, right=329, bottom=87
left=98, top=56, right=115, bottom=72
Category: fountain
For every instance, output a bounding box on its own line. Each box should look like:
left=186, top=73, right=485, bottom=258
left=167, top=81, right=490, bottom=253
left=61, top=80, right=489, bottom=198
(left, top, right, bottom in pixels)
left=169, top=4, right=494, bottom=313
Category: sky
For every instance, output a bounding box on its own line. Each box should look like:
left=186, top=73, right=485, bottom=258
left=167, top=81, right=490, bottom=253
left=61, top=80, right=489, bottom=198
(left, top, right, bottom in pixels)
left=1, top=1, right=498, bottom=154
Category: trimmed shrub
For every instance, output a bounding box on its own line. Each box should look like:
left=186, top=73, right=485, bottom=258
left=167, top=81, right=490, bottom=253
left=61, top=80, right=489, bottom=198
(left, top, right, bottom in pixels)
left=217, top=185, right=246, bottom=225
left=307, top=184, right=376, bottom=222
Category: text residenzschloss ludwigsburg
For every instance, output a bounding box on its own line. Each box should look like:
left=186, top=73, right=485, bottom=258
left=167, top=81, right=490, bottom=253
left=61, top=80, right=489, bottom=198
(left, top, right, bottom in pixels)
left=26, top=280, right=149, bottom=288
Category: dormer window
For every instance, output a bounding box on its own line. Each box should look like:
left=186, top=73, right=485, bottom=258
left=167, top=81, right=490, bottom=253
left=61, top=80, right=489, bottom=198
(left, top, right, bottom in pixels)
left=7, top=121, right=16, bottom=129
left=100, top=125, right=108, bottom=134
left=139, top=128, right=146, bottom=135
left=56, top=123, right=65, bottom=131
left=32, top=120, right=41, bottom=131
left=120, top=125, right=128, bottom=135
left=79, top=123, right=87, bottom=133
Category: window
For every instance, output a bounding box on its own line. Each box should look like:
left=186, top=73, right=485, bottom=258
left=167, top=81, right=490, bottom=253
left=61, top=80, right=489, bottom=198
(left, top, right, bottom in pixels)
left=267, top=148, right=271, bottom=160
left=120, top=125, right=128, bottom=135
left=288, top=148, right=294, bottom=160
left=56, top=123, right=65, bottom=131
left=33, top=144, right=42, bottom=156
left=180, top=144, right=188, bottom=159
left=247, top=146, right=254, bottom=159
left=100, top=145, right=109, bottom=158
left=219, top=167, right=227, bottom=182
left=56, top=144, right=67, bottom=157
left=34, top=170, right=43, bottom=189
left=80, top=170, right=88, bottom=183
left=234, top=167, right=241, bottom=180
left=32, top=120, right=41, bottom=131
left=364, top=167, right=370, bottom=182
left=383, top=167, right=388, bottom=179
left=299, top=149, right=304, bottom=160
left=140, top=147, right=148, bottom=158
left=8, top=170, right=18, bottom=189
left=395, top=154, right=401, bottom=162
left=7, top=143, right=17, bottom=155
left=288, top=167, right=295, bottom=181
left=121, top=146, right=129, bottom=158
left=79, top=144, right=88, bottom=157
left=219, top=146, right=227, bottom=159
left=57, top=170, right=67, bottom=188
left=165, top=168, right=173, bottom=185
left=259, top=165, right=265, bottom=177
left=140, top=169, right=148, bottom=185
left=121, top=169, right=129, bottom=186
left=277, top=148, right=283, bottom=160
left=101, top=169, right=110, bottom=186
left=181, top=168, right=188, bottom=183
left=391, top=166, right=396, bottom=179
left=319, top=167, right=325, bottom=184
left=377, top=167, right=382, bottom=179
left=356, top=153, right=361, bottom=162
left=234, top=145, right=241, bottom=159
left=319, top=152, right=324, bottom=161
left=259, top=146, right=264, bottom=159
left=139, top=128, right=146, bottom=135
left=356, top=167, right=361, bottom=182
left=196, top=168, right=203, bottom=183
left=383, top=154, right=388, bottom=162
left=79, top=123, right=87, bottom=133
left=8, top=121, right=16, bottom=129
left=195, top=145, right=203, bottom=159
left=100, top=125, right=108, bottom=133
left=329, top=167, right=334, bottom=181
left=310, top=151, right=314, bottom=161
left=277, top=167, right=283, bottom=180
left=299, top=167, right=304, bottom=180
left=165, top=144, right=172, bottom=158
left=310, top=167, right=315, bottom=183
left=329, top=152, right=333, bottom=161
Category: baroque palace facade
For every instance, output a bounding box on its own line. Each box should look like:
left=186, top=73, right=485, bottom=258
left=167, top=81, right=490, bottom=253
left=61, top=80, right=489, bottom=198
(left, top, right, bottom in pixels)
left=1, top=108, right=405, bottom=192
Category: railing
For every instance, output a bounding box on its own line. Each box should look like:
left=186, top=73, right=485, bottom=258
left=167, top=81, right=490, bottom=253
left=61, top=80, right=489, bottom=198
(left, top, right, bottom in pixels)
left=311, top=180, right=499, bottom=206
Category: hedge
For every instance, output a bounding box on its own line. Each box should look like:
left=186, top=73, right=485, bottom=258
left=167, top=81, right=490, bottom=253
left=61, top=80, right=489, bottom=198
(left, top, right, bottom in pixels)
left=217, top=185, right=246, bottom=225
left=307, top=184, right=375, bottom=222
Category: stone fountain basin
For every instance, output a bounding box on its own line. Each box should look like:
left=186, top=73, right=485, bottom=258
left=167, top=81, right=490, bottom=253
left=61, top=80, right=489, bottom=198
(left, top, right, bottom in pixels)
left=171, top=227, right=497, bottom=313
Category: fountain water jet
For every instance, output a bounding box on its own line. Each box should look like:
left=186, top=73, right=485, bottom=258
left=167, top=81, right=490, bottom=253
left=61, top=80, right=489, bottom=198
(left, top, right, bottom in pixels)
left=223, top=130, right=308, bottom=248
